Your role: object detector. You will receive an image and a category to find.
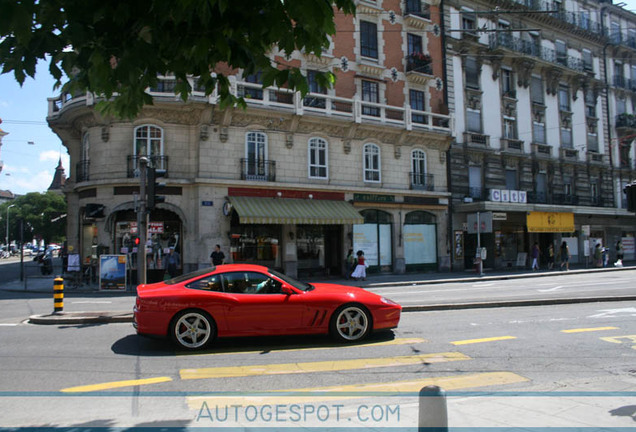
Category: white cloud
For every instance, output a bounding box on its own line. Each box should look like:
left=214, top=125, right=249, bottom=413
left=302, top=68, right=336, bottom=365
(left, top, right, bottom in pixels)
left=39, top=150, right=63, bottom=162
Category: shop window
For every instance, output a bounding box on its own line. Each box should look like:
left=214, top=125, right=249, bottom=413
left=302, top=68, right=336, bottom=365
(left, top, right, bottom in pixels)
left=354, top=209, right=392, bottom=271
left=404, top=211, right=437, bottom=270
left=229, top=216, right=281, bottom=269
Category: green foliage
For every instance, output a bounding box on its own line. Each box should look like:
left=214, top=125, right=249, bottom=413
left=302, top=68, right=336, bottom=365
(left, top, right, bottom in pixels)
left=1, top=192, right=67, bottom=245
left=0, top=0, right=355, bottom=118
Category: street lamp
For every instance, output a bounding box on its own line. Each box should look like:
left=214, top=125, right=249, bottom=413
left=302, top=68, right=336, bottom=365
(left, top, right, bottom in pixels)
left=5, top=204, right=15, bottom=248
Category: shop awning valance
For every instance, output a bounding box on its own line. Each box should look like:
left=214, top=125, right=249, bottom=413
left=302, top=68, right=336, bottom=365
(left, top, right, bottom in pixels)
left=228, top=196, right=364, bottom=225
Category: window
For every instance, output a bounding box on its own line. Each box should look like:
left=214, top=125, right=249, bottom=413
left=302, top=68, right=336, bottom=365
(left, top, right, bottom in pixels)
left=585, top=89, right=596, bottom=118
left=583, top=50, right=593, bottom=71
left=564, top=177, right=572, bottom=196
left=533, top=122, right=546, bottom=144
left=411, top=149, right=427, bottom=187
left=410, top=89, right=426, bottom=124
left=363, top=143, right=381, bottom=182
left=590, top=181, right=598, bottom=203
left=505, top=169, right=518, bottom=190
left=580, top=10, right=590, bottom=30
left=503, top=117, right=517, bottom=139
left=558, top=85, right=570, bottom=111
left=308, top=137, right=328, bottom=179
left=304, top=70, right=327, bottom=108
left=221, top=272, right=282, bottom=295
left=536, top=173, right=547, bottom=203
left=360, top=21, right=378, bottom=59
left=560, top=126, right=572, bottom=149
left=468, top=166, right=482, bottom=199
left=407, top=33, right=423, bottom=55
left=245, top=132, right=269, bottom=179
left=555, top=40, right=567, bottom=66
left=466, top=109, right=481, bottom=132
left=361, top=80, right=380, bottom=117
left=611, top=21, right=621, bottom=44
left=501, top=69, right=515, bottom=97
left=82, top=133, right=90, bottom=162
left=134, top=125, right=164, bottom=169
left=465, top=57, right=480, bottom=89
left=617, top=97, right=627, bottom=116
left=186, top=274, right=223, bottom=292
left=530, top=76, right=544, bottom=104
left=461, top=10, right=476, bottom=36
left=241, top=71, right=263, bottom=100
left=405, top=0, right=430, bottom=19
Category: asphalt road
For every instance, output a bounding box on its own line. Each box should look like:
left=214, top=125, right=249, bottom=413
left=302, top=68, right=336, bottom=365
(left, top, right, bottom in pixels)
left=1, top=297, right=635, bottom=428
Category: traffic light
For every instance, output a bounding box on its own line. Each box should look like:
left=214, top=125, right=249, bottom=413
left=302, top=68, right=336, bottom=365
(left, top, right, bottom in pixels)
left=134, top=237, right=140, bottom=247
left=147, top=166, right=166, bottom=211
left=624, top=181, right=636, bottom=213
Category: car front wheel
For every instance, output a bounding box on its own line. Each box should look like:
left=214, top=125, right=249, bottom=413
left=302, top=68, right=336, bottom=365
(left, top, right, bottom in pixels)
left=330, top=304, right=371, bottom=342
left=171, top=310, right=216, bottom=350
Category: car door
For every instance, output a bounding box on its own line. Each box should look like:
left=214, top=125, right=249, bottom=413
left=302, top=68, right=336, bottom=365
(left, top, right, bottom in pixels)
left=220, top=271, right=305, bottom=335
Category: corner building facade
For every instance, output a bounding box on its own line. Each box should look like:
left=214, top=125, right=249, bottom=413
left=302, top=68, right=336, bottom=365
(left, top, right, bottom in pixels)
left=47, top=0, right=453, bottom=280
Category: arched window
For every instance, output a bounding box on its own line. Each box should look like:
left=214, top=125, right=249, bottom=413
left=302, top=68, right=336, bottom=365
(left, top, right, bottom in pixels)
left=308, top=137, right=328, bottom=179
left=244, top=132, right=270, bottom=180
left=411, top=149, right=428, bottom=189
left=134, top=125, right=164, bottom=169
left=363, top=143, right=381, bottom=182
left=354, top=209, right=393, bottom=270
left=77, top=133, right=90, bottom=182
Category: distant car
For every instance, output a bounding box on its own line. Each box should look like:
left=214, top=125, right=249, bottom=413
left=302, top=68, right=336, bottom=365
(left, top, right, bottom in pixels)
left=134, top=264, right=402, bottom=350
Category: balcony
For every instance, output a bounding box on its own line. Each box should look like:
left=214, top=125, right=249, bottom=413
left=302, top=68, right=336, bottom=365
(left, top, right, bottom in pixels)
left=552, top=193, right=579, bottom=205
left=404, top=0, right=430, bottom=20
left=76, top=160, right=90, bottom=182
left=240, top=159, right=276, bottom=182
left=607, top=31, right=636, bottom=50
left=127, top=155, right=169, bottom=178
left=501, top=138, right=524, bottom=153
left=586, top=152, right=605, bottom=164
left=405, top=53, right=433, bottom=75
left=616, top=113, right=636, bottom=130
left=527, top=191, right=548, bottom=204
left=532, top=143, right=552, bottom=158
left=464, top=132, right=489, bottom=147
left=410, top=172, right=434, bottom=191
left=560, top=148, right=578, bottom=160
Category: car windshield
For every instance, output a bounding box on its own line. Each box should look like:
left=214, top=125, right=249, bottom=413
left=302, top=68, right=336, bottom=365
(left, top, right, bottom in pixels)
left=269, top=268, right=313, bottom=291
left=163, top=267, right=216, bottom=285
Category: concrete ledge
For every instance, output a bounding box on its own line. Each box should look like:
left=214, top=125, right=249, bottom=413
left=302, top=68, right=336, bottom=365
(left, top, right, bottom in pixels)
left=28, top=311, right=133, bottom=325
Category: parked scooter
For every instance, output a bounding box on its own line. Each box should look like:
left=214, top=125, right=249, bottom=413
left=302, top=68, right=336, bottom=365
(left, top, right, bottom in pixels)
left=33, top=250, right=53, bottom=275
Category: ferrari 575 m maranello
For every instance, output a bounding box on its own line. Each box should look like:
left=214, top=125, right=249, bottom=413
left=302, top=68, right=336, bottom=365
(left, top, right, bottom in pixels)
left=133, top=264, right=401, bottom=350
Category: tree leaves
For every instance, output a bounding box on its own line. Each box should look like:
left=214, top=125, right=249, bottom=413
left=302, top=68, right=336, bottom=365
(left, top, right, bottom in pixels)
left=0, top=0, right=355, bottom=118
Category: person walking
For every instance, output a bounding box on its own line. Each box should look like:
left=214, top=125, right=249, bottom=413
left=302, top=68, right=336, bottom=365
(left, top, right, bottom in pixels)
left=345, top=249, right=356, bottom=279
left=531, top=242, right=540, bottom=271
left=547, top=243, right=555, bottom=270
left=594, top=243, right=602, bottom=268
left=210, top=244, right=225, bottom=266
left=615, top=240, right=624, bottom=267
left=559, top=241, right=570, bottom=271
left=350, top=250, right=367, bottom=281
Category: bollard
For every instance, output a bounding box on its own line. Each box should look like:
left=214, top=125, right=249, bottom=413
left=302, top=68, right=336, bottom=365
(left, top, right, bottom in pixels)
left=418, top=385, right=448, bottom=432
left=53, top=277, right=64, bottom=313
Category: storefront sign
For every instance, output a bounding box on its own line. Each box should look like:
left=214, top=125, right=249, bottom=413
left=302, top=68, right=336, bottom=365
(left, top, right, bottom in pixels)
left=201, top=200, right=214, bottom=207
left=581, top=225, right=591, bottom=236
left=492, top=212, right=507, bottom=220
left=489, top=189, right=527, bottom=203
left=148, top=222, right=164, bottom=234
left=526, top=212, right=574, bottom=233
left=99, top=255, right=127, bottom=290
left=623, top=237, right=635, bottom=254
left=354, top=193, right=395, bottom=203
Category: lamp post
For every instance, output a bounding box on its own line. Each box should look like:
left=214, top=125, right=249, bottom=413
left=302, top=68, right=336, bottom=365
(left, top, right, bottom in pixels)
left=5, top=204, right=15, bottom=248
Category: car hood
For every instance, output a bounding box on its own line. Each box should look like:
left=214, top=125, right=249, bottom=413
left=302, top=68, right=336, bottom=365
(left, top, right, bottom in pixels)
left=306, top=282, right=384, bottom=300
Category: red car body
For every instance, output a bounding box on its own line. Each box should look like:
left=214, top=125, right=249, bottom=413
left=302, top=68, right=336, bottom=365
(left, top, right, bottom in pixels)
left=134, top=264, right=401, bottom=349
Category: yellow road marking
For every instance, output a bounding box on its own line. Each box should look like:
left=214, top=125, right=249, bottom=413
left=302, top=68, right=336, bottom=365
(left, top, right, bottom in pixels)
left=186, top=371, right=529, bottom=409
left=450, top=336, right=517, bottom=345
left=180, top=352, right=469, bottom=380
left=561, top=326, right=619, bottom=333
left=179, top=337, right=427, bottom=357
left=600, top=335, right=636, bottom=350
left=60, top=376, right=173, bottom=393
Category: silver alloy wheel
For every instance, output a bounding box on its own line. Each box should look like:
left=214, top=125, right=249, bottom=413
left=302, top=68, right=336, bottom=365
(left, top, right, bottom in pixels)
left=334, top=305, right=370, bottom=341
left=173, top=311, right=213, bottom=349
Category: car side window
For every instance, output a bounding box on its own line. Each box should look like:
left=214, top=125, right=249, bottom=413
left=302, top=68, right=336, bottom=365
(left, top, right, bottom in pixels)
left=222, top=272, right=282, bottom=294
left=185, top=275, right=223, bottom=292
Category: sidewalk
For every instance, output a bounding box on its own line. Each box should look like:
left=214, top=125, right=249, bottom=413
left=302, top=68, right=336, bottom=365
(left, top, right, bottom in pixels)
left=2, top=261, right=634, bottom=324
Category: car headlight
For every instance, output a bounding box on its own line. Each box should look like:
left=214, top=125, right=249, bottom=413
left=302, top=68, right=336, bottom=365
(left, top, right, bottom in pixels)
left=380, top=296, right=398, bottom=306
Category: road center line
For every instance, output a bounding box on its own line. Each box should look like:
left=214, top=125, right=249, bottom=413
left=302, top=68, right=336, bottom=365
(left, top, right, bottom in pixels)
left=180, top=352, right=470, bottom=380
left=451, top=336, right=517, bottom=345
left=561, top=326, right=619, bottom=333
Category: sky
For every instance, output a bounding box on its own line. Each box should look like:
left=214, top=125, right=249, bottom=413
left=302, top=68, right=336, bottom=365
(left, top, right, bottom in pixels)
left=1, top=1, right=636, bottom=196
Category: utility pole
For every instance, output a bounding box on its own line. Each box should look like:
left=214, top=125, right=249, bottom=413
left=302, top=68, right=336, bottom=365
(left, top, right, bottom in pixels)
left=137, top=157, right=148, bottom=286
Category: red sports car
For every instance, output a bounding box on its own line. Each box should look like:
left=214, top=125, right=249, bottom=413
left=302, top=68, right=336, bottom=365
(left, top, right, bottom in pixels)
left=134, top=264, right=401, bottom=350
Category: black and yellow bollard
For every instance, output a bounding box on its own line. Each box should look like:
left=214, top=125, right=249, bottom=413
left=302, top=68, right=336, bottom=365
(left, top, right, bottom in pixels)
left=53, top=277, right=64, bottom=313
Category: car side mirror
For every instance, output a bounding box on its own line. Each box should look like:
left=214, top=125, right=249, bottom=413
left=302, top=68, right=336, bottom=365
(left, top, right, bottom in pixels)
left=281, top=284, right=295, bottom=295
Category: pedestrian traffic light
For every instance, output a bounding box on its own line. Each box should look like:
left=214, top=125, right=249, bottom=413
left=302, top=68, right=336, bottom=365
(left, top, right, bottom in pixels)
left=147, top=166, right=166, bottom=211
left=134, top=237, right=140, bottom=246
left=624, top=181, right=636, bottom=213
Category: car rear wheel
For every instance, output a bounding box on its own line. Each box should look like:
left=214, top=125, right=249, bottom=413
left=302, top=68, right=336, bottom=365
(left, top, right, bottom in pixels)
left=330, top=304, right=371, bottom=342
left=171, top=310, right=216, bottom=350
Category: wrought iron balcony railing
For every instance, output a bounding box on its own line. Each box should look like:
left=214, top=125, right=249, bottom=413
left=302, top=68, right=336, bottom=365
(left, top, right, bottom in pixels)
left=240, top=159, right=276, bottom=182
left=127, top=155, right=169, bottom=178
left=76, top=159, right=90, bottom=182
left=410, top=172, right=434, bottom=191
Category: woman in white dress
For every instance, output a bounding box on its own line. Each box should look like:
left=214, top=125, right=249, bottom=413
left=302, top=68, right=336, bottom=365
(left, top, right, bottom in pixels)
left=351, top=250, right=367, bottom=281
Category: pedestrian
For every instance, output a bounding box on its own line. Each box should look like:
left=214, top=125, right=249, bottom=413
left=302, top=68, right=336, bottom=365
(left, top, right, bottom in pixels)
left=345, top=249, right=356, bottom=279
left=163, top=246, right=181, bottom=279
left=547, top=243, right=555, bottom=270
left=615, top=240, right=624, bottom=267
left=602, top=246, right=609, bottom=268
left=210, top=244, right=225, bottom=266
left=531, top=242, right=540, bottom=271
left=350, top=250, right=367, bottom=281
left=559, top=241, right=570, bottom=271
left=594, top=243, right=602, bottom=267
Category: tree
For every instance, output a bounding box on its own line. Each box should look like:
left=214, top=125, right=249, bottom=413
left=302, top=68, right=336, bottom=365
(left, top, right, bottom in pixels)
left=0, top=0, right=355, bottom=118
left=1, top=192, right=67, bottom=246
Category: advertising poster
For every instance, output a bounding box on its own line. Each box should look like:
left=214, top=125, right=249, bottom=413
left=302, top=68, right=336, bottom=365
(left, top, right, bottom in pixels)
left=99, top=255, right=127, bottom=290
left=404, top=225, right=436, bottom=264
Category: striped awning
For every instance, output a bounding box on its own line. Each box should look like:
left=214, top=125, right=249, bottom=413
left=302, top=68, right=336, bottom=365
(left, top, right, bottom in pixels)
left=228, top=196, right=364, bottom=225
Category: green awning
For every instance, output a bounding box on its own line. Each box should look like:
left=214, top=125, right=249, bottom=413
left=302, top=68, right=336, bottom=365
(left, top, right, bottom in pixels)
left=228, top=196, right=364, bottom=225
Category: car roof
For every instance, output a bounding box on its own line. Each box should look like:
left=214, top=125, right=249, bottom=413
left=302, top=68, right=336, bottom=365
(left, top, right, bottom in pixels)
left=213, top=264, right=271, bottom=273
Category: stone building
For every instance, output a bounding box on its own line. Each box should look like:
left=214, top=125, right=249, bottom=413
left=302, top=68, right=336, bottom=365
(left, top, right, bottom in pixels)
left=445, top=0, right=636, bottom=270
left=47, top=0, right=453, bottom=280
